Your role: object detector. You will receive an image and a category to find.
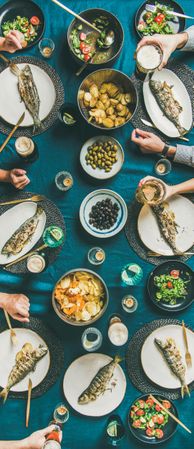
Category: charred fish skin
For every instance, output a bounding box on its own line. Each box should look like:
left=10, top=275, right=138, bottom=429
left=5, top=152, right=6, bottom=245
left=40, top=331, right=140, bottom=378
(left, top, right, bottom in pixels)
left=152, top=203, right=179, bottom=254
left=154, top=337, right=190, bottom=398
left=10, top=63, right=42, bottom=133
left=0, top=344, right=48, bottom=402
left=1, top=205, right=44, bottom=256
left=78, top=355, right=122, bottom=405
left=149, top=79, right=187, bottom=136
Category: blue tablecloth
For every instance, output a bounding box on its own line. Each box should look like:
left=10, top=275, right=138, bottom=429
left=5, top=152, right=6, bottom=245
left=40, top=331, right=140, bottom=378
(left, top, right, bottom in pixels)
left=0, top=0, right=194, bottom=447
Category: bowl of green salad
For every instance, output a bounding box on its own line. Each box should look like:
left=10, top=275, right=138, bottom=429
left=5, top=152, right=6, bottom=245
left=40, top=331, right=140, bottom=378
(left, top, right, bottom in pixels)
left=147, top=260, right=194, bottom=312
left=135, top=1, right=185, bottom=38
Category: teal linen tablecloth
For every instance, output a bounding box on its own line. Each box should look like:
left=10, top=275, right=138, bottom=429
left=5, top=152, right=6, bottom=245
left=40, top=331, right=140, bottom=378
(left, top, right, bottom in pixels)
left=0, top=0, right=194, bottom=447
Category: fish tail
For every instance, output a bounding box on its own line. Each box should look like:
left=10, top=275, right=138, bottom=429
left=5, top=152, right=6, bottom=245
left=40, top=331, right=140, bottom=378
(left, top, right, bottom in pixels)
left=36, top=205, right=43, bottom=216
left=10, top=63, right=21, bottom=77
left=114, top=355, right=123, bottom=364
left=178, top=126, right=187, bottom=136
left=0, top=388, right=9, bottom=403
left=33, top=117, right=43, bottom=134
left=181, top=384, right=190, bottom=399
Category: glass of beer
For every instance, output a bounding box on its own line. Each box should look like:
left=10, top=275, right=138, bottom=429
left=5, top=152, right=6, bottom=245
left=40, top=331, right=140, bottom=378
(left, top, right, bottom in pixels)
left=136, top=44, right=162, bottom=75
left=15, top=136, right=38, bottom=163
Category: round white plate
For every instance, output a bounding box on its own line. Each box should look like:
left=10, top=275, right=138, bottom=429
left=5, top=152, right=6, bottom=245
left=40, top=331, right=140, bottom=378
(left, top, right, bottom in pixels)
left=63, top=353, right=126, bottom=417
left=0, top=328, right=50, bottom=392
left=0, top=63, right=56, bottom=127
left=138, top=195, right=194, bottom=255
left=0, top=202, right=46, bottom=264
left=79, top=189, right=128, bottom=238
left=80, top=136, right=124, bottom=180
left=143, top=69, right=192, bottom=137
left=141, top=324, right=194, bottom=390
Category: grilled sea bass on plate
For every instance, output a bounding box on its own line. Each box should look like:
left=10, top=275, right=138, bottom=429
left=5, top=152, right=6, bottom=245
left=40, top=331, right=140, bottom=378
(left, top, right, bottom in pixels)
left=152, top=203, right=179, bottom=254
left=155, top=337, right=190, bottom=398
left=0, top=343, right=48, bottom=402
left=149, top=79, right=187, bottom=136
left=78, top=355, right=121, bottom=404
left=1, top=205, right=44, bottom=256
left=10, top=63, right=42, bottom=133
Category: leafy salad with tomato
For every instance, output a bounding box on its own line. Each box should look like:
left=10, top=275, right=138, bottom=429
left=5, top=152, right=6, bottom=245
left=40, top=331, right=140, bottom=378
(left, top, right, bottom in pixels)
left=138, top=3, right=175, bottom=35
left=130, top=396, right=172, bottom=439
left=154, top=270, right=190, bottom=305
left=2, top=15, right=40, bottom=47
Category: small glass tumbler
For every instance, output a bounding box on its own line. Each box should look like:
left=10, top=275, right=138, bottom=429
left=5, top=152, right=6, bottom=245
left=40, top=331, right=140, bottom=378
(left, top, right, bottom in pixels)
left=88, top=247, right=105, bottom=265
left=121, top=295, right=138, bottom=313
left=106, top=415, right=126, bottom=446
left=53, top=403, right=69, bottom=424
left=39, top=38, right=55, bottom=58
left=121, top=263, right=143, bottom=286
left=82, top=327, right=103, bottom=352
left=55, top=171, right=73, bottom=191
left=154, top=158, right=172, bottom=176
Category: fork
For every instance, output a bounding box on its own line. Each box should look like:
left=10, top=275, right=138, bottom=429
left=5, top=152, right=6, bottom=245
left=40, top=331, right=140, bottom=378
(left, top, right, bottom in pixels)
left=0, top=194, right=44, bottom=206
left=147, top=251, right=194, bottom=257
left=4, top=310, right=18, bottom=345
left=182, top=320, right=192, bottom=368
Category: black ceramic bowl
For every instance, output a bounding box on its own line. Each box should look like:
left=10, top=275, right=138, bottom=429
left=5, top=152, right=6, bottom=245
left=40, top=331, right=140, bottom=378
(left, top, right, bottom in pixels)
left=0, top=0, right=45, bottom=49
left=128, top=394, right=178, bottom=444
left=77, top=68, right=138, bottom=130
left=147, top=260, right=194, bottom=312
left=135, top=0, right=185, bottom=39
left=58, top=102, right=80, bottom=127
left=67, top=8, right=124, bottom=67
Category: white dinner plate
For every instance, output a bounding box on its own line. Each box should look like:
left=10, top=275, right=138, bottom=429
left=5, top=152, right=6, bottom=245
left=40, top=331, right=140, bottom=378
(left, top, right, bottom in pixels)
left=143, top=69, right=192, bottom=137
left=0, top=63, right=56, bottom=127
left=80, top=136, right=124, bottom=180
left=141, top=324, right=194, bottom=390
left=79, top=189, right=128, bottom=238
left=0, top=328, right=50, bottom=392
left=0, top=202, right=46, bottom=264
left=138, top=195, right=194, bottom=255
left=63, top=353, right=126, bottom=417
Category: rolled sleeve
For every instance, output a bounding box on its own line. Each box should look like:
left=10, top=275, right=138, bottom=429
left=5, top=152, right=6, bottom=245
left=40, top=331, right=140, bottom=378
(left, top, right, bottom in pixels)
left=174, top=144, right=194, bottom=167
left=181, top=26, right=194, bottom=51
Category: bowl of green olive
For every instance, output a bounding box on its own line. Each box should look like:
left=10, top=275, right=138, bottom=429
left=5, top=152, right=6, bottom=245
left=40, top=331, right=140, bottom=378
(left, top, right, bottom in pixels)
left=80, top=135, right=124, bottom=179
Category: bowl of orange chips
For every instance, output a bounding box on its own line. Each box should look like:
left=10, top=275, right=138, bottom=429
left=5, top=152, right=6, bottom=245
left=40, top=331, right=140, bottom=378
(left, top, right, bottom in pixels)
left=52, top=268, right=109, bottom=326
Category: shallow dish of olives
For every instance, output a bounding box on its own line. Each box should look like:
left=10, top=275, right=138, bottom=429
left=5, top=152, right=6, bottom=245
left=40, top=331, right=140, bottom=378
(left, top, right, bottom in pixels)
left=79, top=189, right=128, bottom=238
left=80, top=135, right=124, bottom=179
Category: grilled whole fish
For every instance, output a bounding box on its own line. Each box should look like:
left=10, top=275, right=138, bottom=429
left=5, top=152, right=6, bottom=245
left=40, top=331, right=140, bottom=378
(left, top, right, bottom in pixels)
left=2, top=205, right=44, bottom=256
left=78, top=355, right=122, bottom=404
left=155, top=338, right=190, bottom=398
left=0, top=343, right=48, bottom=402
left=10, top=63, right=42, bottom=133
left=149, top=80, right=187, bottom=136
left=152, top=203, right=179, bottom=254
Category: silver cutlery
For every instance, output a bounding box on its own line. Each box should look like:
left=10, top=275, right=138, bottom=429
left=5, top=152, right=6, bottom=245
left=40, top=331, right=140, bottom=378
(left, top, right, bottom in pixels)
left=145, top=4, right=194, bottom=20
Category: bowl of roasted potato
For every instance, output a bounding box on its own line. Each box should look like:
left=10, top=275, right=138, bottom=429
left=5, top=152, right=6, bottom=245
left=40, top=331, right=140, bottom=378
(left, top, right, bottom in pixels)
left=52, top=269, right=109, bottom=326
left=77, top=69, right=138, bottom=129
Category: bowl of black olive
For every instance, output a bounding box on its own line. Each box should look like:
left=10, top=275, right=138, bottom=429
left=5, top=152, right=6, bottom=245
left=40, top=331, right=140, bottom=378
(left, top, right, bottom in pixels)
left=79, top=189, right=128, bottom=238
left=67, top=8, right=124, bottom=67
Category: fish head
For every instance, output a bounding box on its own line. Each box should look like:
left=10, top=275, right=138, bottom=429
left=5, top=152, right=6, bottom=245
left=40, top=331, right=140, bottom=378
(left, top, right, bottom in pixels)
left=36, top=206, right=44, bottom=216
left=149, top=80, right=161, bottom=92
left=154, top=338, right=163, bottom=349
left=35, top=345, right=48, bottom=358
left=78, top=394, right=90, bottom=405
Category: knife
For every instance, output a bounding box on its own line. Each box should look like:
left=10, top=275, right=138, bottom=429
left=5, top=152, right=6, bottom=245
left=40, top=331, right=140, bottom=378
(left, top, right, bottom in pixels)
left=0, top=112, right=25, bottom=153
left=140, top=118, right=190, bottom=142
left=145, top=4, right=194, bottom=20
left=26, top=378, right=32, bottom=428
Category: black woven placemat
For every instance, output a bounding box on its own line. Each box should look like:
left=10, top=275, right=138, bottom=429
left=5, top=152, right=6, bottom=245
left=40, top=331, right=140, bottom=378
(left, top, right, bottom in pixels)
left=126, top=318, right=194, bottom=400
left=0, top=317, right=65, bottom=399
left=125, top=195, right=194, bottom=266
left=0, top=191, right=66, bottom=274
left=130, top=60, right=194, bottom=137
left=0, top=56, right=64, bottom=137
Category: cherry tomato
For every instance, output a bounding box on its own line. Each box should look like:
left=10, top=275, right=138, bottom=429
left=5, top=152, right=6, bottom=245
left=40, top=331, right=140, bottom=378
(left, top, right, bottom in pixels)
left=162, top=400, right=171, bottom=409
left=30, top=16, right=40, bottom=26
left=157, top=414, right=164, bottom=424
left=84, top=53, right=90, bottom=61
left=133, top=406, right=139, bottom=412
left=155, top=404, right=161, bottom=412
left=146, top=427, right=154, bottom=437
left=155, top=428, right=164, bottom=439
left=138, top=20, right=146, bottom=31
left=154, top=14, right=165, bottom=24
left=167, top=281, right=173, bottom=289
left=170, top=270, right=180, bottom=279
left=146, top=398, right=154, bottom=407
left=132, top=420, right=141, bottom=428
left=80, top=32, right=86, bottom=41
left=82, top=45, right=91, bottom=54
left=136, top=409, right=145, bottom=416
left=138, top=400, right=145, bottom=409
left=152, top=415, right=158, bottom=423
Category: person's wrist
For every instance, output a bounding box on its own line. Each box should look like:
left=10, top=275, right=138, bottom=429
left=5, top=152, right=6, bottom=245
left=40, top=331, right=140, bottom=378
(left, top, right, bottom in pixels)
left=0, top=292, right=9, bottom=309
left=166, top=145, right=176, bottom=159
left=0, top=36, right=6, bottom=50
left=19, top=438, right=30, bottom=449
left=177, top=32, right=188, bottom=49
left=0, top=169, right=11, bottom=183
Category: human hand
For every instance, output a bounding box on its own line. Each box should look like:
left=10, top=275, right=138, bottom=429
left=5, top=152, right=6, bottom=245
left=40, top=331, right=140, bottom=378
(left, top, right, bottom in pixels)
left=24, top=425, right=62, bottom=449
left=136, top=32, right=188, bottom=70
left=1, top=30, right=24, bottom=53
left=8, top=168, right=30, bottom=190
left=1, top=293, right=30, bottom=322
left=131, top=128, right=165, bottom=153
